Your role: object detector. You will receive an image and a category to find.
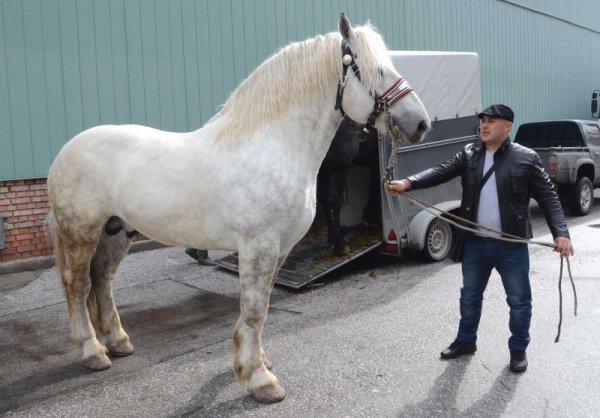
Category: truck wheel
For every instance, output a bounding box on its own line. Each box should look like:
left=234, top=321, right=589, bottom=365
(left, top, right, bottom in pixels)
left=423, top=218, right=453, bottom=261
left=568, top=177, right=593, bottom=216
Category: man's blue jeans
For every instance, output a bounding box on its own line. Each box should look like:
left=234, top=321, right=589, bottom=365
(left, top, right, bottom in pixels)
left=457, top=237, right=531, bottom=351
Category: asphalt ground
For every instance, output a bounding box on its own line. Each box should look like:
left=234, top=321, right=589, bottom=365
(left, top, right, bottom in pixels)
left=1, top=194, right=599, bottom=417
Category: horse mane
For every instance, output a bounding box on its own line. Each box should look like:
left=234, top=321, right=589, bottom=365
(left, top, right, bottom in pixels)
left=209, top=23, right=390, bottom=141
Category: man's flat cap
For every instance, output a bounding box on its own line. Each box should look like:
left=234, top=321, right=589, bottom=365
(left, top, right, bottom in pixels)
left=477, top=104, right=514, bottom=122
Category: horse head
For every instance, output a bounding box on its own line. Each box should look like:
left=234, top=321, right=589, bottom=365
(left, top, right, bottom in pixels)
left=336, top=13, right=430, bottom=145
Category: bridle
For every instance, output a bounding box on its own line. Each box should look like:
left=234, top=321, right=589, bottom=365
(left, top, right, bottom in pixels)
left=334, top=40, right=414, bottom=141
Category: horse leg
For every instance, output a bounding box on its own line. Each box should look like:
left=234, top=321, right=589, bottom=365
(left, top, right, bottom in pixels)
left=233, top=244, right=285, bottom=403
left=362, top=162, right=382, bottom=226
left=329, top=168, right=350, bottom=255
left=259, top=253, right=287, bottom=371
left=89, top=230, right=134, bottom=357
left=317, top=166, right=349, bottom=254
left=52, top=224, right=111, bottom=370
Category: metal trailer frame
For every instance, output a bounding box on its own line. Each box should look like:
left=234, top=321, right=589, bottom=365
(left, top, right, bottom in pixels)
left=378, top=130, right=478, bottom=260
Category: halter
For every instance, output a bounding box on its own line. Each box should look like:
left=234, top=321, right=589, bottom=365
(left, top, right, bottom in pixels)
left=334, top=41, right=414, bottom=141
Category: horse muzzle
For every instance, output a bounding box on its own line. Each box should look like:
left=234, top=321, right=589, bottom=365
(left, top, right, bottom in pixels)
left=388, top=114, right=430, bottom=145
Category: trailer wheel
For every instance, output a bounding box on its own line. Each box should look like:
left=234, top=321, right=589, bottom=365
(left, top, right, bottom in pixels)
left=568, top=177, right=593, bottom=216
left=423, top=218, right=453, bottom=261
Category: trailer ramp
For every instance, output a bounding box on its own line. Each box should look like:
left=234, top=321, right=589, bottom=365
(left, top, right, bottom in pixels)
left=215, top=224, right=381, bottom=289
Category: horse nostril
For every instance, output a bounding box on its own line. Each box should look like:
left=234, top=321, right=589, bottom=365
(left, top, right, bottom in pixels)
left=417, top=120, right=429, bottom=134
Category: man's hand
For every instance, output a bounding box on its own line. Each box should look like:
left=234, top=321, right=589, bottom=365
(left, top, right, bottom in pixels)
left=554, top=236, right=574, bottom=258
left=384, top=179, right=410, bottom=196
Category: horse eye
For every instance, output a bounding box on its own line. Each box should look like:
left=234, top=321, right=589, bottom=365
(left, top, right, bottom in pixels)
left=378, top=68, right=384, bottom=77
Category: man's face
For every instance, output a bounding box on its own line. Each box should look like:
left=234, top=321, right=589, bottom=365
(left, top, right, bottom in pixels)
left=479, top=115, right=512, bottom=146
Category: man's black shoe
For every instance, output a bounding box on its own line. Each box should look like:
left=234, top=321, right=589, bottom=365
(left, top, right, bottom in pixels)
left=440, top=340, right=477, bottom=359
left=509, top=350, right=528, bottom=373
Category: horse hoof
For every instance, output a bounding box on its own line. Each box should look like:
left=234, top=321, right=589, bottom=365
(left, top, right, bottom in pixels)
left=84, top=352, right=112, bottom=371
left=250, top=383, right=286, bottom=403
left=108, top=340, right=135, bottom=357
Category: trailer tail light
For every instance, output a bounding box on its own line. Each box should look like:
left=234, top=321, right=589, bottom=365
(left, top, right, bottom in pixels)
left=383, top=229, right=398, bottom=253
left=548, top=154, right=557, bottom=179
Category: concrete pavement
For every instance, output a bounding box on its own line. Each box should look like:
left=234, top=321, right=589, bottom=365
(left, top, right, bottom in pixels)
left=1, top=199, right=599, bottom=417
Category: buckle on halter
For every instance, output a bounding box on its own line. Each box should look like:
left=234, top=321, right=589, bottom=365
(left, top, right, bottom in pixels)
left=340, top=74, right=348, bottom=87
left=358, top=125, right=373, bottom=142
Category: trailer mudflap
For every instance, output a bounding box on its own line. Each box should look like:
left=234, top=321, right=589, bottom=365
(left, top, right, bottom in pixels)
left=214, top=224, right=382, bottom=289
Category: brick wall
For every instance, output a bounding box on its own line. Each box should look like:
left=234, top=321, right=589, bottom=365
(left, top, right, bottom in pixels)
left=0, top=179, right=53, bottom=262
left=0, top=178, right=151, bottom=264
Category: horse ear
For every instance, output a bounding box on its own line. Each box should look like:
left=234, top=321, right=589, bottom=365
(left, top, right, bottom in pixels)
left=339, top=12, right=356, bottom=41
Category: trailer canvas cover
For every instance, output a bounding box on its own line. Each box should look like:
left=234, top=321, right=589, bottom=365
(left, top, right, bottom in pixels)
left=389, top=51, right=481, bottom=122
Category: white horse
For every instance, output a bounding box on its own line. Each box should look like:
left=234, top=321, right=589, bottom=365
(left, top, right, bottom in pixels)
left=47, top=13, right=430, bottom=403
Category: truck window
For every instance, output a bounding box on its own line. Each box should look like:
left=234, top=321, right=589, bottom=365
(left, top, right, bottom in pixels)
left=515, top=125, right=537, bottom=147
left=515, top=121, right=585, bottom=148
left=584, top=124, right=600, bottom=146
left=537, top=124, right=551, bottom=146
left=562, top=122, right=585, bottom=147
left=549, top=124, right=563, bottom=146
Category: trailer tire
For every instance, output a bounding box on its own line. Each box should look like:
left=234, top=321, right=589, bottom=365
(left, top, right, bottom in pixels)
left=422, top=218, right=453, bottom=261
left=568, top=177, right=593, bottom=216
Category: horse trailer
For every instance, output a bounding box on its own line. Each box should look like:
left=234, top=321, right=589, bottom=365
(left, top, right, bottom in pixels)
left=216, top=51, right=482, bottom=289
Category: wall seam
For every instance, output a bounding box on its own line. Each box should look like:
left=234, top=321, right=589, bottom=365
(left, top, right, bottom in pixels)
left=499, top=0, right=600, bottom=34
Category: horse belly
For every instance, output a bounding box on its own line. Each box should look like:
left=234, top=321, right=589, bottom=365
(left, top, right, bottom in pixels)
left=122, top=188, right=315, bottom=253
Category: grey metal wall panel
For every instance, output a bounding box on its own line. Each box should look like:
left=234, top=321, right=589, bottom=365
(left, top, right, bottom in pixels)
left=1, top=0, right=599, bottom=180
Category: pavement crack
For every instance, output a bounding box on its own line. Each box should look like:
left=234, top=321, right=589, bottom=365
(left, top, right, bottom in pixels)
left=168, top=278, right=239, bottom=300
left=0, top=300, right=65, bottom=318
left=269, top=306, right=303, bottom=314
left=156, top=337, right=231, bottom=364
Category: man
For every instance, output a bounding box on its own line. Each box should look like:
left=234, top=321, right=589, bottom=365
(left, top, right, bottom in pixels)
left=385, top=104, right=574, bottom=373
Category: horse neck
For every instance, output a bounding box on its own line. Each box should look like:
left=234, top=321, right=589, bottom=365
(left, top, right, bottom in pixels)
left=286, top=93, right=344, bottom=173
left=205, top=34, right=345, bottom=174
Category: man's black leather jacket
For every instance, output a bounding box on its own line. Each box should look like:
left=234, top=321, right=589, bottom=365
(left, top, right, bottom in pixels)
left=406, top=138, right=570, bottom=260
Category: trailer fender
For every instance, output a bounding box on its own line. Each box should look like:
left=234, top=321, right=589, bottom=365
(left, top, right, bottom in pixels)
left=408, top=200, right=461, bottom=250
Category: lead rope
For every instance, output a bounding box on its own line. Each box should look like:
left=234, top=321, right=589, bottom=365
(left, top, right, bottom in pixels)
left=382, top=139, right=577, bottom=342
left=555, top=256, right=578, bottom=342
left=383, top=113, right=405, bottom=183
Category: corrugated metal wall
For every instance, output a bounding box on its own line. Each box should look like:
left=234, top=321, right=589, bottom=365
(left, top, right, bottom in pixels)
left=1, top=0, right=599, bottom=180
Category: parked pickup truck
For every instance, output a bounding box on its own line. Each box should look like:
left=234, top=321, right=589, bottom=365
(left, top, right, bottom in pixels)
left=514, top=119, right=600, bottom=215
